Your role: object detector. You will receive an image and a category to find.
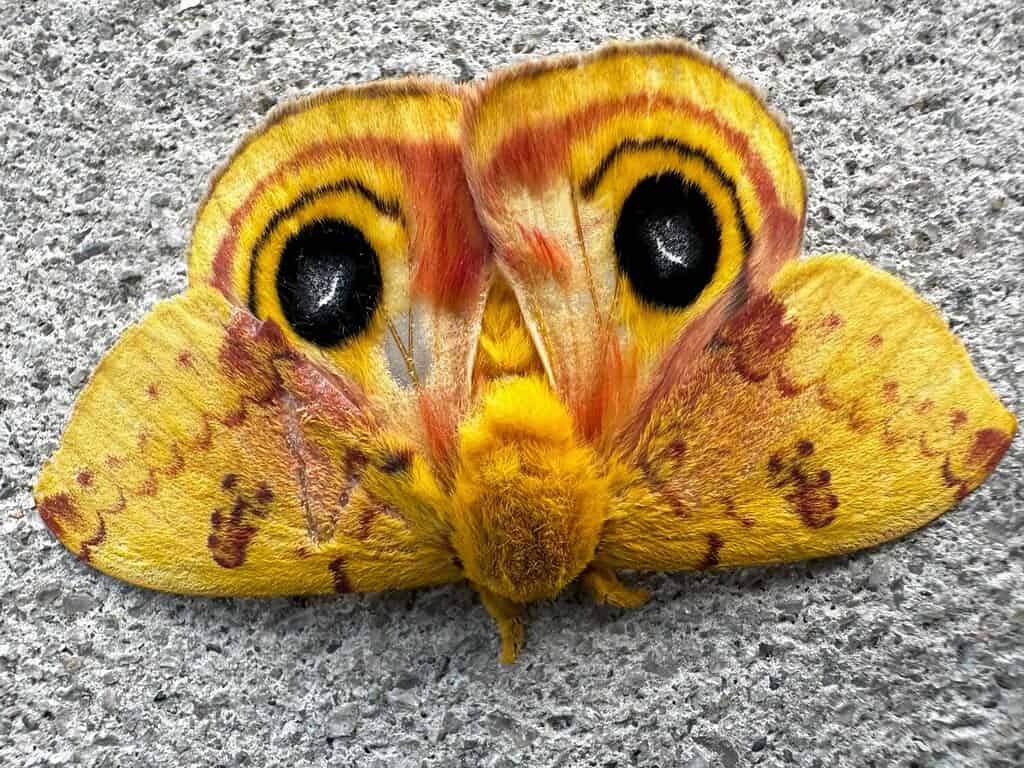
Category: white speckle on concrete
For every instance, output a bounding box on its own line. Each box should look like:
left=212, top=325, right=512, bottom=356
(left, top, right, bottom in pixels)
left=1, top=1, right=1021, bottom=766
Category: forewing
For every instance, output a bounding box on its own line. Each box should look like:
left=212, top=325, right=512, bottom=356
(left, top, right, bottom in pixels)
left=188, top=80, right=492, bottom=475
left=598, top=255, right=1016, bottom=571
left=35, top=288, right=461, bottom=595
left=462, top=40, right=805, bottom=439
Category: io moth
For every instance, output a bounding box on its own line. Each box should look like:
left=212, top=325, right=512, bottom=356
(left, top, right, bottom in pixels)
left=36, top=40, right=1016, bottom=663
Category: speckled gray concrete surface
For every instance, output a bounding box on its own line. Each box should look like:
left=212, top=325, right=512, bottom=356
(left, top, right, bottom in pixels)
left=1, top=1, right=1022, bottom=766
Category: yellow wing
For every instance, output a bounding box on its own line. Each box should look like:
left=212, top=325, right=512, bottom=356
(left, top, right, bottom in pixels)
left=187, top=81, right=493, bottom=478
left=462, top=39, right=805, bottom=440
left=597, top=255, right=1016, bottom=571
left=34, top=287, right=461, bottom=595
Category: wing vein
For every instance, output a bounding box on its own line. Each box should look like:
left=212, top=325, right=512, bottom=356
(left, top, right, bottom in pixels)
left=279, top=390, right=318, bottom=545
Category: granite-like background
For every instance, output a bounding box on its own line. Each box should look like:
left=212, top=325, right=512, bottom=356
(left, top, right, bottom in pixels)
left=2, top=1, right=1021, bottom=765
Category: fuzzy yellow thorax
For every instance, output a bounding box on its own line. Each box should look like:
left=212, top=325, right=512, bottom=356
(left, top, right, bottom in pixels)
left=450, top=375, right=607, bottom=603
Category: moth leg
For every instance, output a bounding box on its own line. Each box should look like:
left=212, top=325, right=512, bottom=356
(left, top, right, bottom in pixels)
left=582, top=566, right=649, bottom=609
left=477, top=586, right=526, bottom=664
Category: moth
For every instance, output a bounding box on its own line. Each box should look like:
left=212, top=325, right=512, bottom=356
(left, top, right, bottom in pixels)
left=36, top=40, right=1015, bottom=663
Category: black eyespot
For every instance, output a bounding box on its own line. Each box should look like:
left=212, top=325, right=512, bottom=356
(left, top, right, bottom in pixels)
left=614, top=172, right=720, bottom=309
left=275, top=218, right=382, bottom=347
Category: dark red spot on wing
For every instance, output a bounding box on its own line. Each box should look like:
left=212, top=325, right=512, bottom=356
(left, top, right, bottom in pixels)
left=717, top=294, right=797, bottom=384
left=917, top=399, right=935, bottom=413
left=699, top=533, right=724, bottom=570
left=103, top=489, right=127, bottom=515
left=176, top=350, right=194, bottom=368
left=950, top=410, right=968, bottom=429
left=775, top=370, right=804, bottom=398
left=38, top=493, right=81, bottom=540
left=787, top=484, right=839, bottom=529
left=38, top=492, right=107, bottom=561
left=76, top=470, right=93, bottom=487
left=337, top=450, right=368, bottom=509
left=357, top=505, right=382, bottom=540
left=207, top=508, right=258, bottom=569
left=104, top=455, right=122, bottom=468
left=146, top=383, right=160, bottom=399
left=137, top=469, right=158, bottom=497
left=166, top=444, right=186, bottom=478
left=229, top=497, right=248, bottom=525
left=207, top=476, right=277, bottom=567
left=868, top=334, right=883, bottom=348
left=918, top=434, right=940, bottom=458
left=329, top=557, right=353, bottom=593
left=941, top=456, right=970, bottom=501
left=78, top=517, right=107, bottom=563
left=882, top=381, right=899, bottom=402
left=968, top=428, right=1012, bottom=474
left=381, top=448, right=414, bottom=474
left=771, top=439, right=837, bottom=529
left=662, top=440, right=687, bottom=461
left=255, top=482, right=274, bottom=505
left=723, top=498, right=755, bottom=527
left=222, top=406, right=247, bottom=428
left=823, top=312, right=844, bottom=330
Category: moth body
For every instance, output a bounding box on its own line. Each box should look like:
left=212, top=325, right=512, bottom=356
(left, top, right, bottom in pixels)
left=450, top=374, right=607, bottom=604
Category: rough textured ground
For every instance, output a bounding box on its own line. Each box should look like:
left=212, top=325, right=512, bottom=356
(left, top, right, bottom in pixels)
left=2, top=1, right=1022, bottom=766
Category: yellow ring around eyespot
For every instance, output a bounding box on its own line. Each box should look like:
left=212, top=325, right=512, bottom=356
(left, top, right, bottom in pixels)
left=469, top=43, right=804, bottom=217
left=570, top=109, right=764, bottom=237
left=250, top=191, right=409, bottom=392
left=224, top=154, right=407, bottom=303
left=586, top=147, right=747, bottom=359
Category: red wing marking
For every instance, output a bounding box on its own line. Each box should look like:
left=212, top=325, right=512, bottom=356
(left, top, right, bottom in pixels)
left=103, top=488, right=127, bottom=515
left=380, top=448, right=414, bottom=474
left=699, top=533, right=724, bottom=570
left=206, top=477, right=276, bottom=568
left=78, top=517, right=107, bottom=564
left=768, top=439, right=838, bottom=529
left=329, top=557, right=353, bottom=593
left=969, top=428, right=1012, bottom=473
left=941, top=456, right=970, bottom=501
left=822, top=312, right=844, bottom=331
left=38, top=493, right=82, bottom=541
left=505, top=224, right=572, bottom=287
